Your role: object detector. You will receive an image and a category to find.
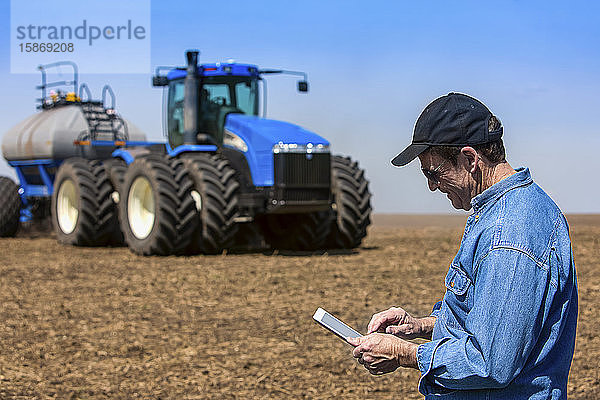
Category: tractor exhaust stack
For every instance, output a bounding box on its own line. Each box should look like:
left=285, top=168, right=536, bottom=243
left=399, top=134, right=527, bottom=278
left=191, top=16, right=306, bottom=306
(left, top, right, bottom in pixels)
left=183, top=50, right=200, bottom=145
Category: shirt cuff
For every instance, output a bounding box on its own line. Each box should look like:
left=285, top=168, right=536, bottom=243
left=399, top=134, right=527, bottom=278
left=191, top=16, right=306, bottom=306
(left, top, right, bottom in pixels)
left=417, top=339, right=447, bottom=396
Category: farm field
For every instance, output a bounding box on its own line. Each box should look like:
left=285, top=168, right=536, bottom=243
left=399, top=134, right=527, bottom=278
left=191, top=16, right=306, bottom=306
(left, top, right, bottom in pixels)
left=0, top=214, right=598, bottom=399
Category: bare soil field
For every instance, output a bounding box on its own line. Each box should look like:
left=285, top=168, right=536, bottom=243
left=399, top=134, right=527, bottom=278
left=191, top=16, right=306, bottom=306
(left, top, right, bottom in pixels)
left=0, top=215, right=598, bottom=399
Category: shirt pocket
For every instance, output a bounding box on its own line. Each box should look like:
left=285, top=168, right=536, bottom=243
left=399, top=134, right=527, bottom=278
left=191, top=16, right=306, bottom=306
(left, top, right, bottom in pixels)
left=445, top=263, right=472, bottom=296
left=443, top=264, right=474, bottom=331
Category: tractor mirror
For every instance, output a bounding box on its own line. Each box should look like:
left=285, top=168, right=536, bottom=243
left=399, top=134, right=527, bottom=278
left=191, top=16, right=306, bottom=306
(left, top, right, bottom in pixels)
left=153, top=75, right=169, bottom=87
left=297, top=81, right=309, bottom=93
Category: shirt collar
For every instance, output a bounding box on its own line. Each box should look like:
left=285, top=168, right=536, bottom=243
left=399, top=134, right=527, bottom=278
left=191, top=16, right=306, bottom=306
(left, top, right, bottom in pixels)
left=471, top=167, right=532, bottom=213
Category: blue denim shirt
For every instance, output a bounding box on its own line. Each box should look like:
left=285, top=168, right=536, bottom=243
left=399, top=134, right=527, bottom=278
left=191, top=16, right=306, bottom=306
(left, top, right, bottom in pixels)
left=416, top=168, right=578, bottom=399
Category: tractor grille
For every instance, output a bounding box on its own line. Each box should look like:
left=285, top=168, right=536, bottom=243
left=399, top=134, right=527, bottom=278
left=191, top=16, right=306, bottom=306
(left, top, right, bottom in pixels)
left=279, top=187, right=330, bottom=202
left=274, top=152, right=330, bottom=186
left=272, top=152, right=331, bottom=207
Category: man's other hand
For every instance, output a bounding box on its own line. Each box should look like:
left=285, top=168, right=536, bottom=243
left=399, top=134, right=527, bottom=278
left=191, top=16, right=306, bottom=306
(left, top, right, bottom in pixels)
left=367, top=307, right=434, bottom=339
left=347, top=333, right=418, bottom=375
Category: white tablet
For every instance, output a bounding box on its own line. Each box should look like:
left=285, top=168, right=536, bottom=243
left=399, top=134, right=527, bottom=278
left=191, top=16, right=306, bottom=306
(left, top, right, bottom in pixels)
left=313, top=308, right=363, bottom=344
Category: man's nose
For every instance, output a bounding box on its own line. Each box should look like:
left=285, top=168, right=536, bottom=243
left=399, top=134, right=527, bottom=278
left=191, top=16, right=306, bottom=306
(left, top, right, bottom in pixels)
left=427, top=179, right=439, bottom=192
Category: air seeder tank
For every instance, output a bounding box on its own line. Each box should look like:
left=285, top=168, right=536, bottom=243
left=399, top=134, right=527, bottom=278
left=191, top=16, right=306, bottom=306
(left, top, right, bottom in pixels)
left=1, top=105, right=146, bottom=162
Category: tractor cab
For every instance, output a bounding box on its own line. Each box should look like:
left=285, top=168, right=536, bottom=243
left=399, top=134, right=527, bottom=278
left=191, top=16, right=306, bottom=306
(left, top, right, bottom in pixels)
left=154, top=50, right=308, bottom=150
left=165, top=64, right=260, bottom=148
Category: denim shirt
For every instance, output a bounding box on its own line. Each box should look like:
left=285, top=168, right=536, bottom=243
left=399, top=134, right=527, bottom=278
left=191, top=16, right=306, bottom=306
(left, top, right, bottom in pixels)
left=416, top=168, right=578, bottom=399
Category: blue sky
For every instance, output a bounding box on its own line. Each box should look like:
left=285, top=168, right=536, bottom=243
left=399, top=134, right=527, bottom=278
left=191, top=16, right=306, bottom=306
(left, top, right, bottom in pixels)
left=1, top=0, right=599, bottom=213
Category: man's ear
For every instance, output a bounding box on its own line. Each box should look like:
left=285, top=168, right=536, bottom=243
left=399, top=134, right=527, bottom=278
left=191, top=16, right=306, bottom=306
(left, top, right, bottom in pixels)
left=460, top=147, right=479, bottom=174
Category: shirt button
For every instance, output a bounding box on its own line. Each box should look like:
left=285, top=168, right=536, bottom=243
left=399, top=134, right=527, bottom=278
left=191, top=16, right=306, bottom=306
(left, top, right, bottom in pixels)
left=451, top=281, right=455, bottom=287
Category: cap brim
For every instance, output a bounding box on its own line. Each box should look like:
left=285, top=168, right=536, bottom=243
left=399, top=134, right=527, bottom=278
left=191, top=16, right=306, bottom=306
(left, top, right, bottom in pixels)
left=391, top=144, right=429, bottom=166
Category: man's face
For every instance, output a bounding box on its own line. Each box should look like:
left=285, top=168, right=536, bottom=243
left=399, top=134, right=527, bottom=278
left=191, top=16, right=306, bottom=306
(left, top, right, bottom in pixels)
left=417, top=150, right=473, bottom=211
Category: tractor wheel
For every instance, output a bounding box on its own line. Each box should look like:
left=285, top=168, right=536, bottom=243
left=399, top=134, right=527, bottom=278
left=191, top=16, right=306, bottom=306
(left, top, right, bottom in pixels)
left=104, top=158, right=127, bottom=197
left=0, top=176, right=21, bottom=237
left=89, top=160, right=123, bottom=245
left=182, top=153, right=240, bottom=254
left=52, top=158, right=104, bottom=245
left=119, top=155, right=197, bottom=256
left=104, top=157, right=128, bottom=245
left=260, top=212, right=332, bottom=251
left=327, top=155, right=372, bottom=248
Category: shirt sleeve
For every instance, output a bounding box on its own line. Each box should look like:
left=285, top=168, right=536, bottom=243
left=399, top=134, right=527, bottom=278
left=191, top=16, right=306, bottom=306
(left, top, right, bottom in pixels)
left=416, top=248, right=554, bottom=394
left=429, top=301, right=442, bottom=318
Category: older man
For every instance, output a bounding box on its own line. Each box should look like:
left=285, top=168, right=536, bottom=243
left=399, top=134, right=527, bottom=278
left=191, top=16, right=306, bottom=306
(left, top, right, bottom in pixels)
left=348, top=93, right=578, bottom=399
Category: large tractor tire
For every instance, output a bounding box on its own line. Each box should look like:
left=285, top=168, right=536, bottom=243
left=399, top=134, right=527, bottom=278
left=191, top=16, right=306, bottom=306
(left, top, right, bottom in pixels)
left=89, top=160, right=123, bottom=245
left=103, top=157, right=128, bottom=245
left=104, top=158, right=127, bottom=196
left=52, top=158, right=117, bottom=246
left=327, top=155, right=372, bottom=249
left=0, top=176, right=21, bottom=237
left=260, top=212, right=332, bottom=251
left=182, top=153, right=240, bottom=254
left=119, top=155, right=197, bottom=256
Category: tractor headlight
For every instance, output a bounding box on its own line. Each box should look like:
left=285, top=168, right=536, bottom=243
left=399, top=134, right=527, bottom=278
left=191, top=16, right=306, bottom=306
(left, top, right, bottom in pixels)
left=223, top=130, right=248, bottom=152
left=272, top=142, right=330, bottom=153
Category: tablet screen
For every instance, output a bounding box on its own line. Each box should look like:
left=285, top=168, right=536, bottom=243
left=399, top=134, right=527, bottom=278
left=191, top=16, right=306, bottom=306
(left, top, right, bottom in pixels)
left=313, top=308, right=362, bottom=341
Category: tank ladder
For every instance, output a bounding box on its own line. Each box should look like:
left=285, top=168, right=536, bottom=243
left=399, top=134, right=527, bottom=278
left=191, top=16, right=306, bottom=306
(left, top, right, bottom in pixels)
left=78, top=85, right=129, bottom=142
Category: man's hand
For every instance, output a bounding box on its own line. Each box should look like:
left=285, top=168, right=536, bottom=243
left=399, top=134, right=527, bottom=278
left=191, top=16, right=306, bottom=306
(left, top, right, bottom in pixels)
left=367, top=307, right=436, bottom=340
left=347, top=333, right=418, bottom=375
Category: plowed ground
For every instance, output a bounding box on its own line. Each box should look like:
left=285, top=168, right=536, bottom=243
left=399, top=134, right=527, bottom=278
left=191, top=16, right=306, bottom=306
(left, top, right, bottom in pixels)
left=0, top=215, right=598, bottom=399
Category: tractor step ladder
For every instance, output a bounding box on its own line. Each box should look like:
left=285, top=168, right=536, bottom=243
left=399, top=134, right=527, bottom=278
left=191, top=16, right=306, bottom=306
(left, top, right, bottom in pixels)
left=80, top=102, right=129, bottom=142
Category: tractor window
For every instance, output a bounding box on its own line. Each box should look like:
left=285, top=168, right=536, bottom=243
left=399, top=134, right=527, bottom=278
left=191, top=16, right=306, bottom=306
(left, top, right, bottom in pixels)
left=167, top=80, right=185, bottom=148
left=235, top=81, right=257, bottom=116
left=201, top=76, right=258, bottom=116
left=203, top=84, right=231, bottom=106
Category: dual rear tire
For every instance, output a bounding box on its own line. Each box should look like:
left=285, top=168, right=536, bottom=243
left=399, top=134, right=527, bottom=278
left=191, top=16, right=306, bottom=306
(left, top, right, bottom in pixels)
left=118, top=155, right=197, bottom=256
left=182, top=154, right=240, bottom=254
left=52, top=158, right=121, bottom=246
left=118, top=154, right=240, bottom=255
left=52, top=154, right=240, bottom=256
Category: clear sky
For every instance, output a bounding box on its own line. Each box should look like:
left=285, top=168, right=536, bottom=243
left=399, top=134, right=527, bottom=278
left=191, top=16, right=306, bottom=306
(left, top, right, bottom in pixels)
left=1, top=0, right=599, bottom=214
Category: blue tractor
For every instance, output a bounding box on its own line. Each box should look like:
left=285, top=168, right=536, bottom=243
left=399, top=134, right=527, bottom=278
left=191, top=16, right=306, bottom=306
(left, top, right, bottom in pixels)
left=0, top=51, right=372, bottom=255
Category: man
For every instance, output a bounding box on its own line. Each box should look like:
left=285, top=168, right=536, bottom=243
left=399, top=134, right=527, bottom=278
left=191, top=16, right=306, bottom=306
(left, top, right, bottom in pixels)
left=347, top=93, right=578, bottom=399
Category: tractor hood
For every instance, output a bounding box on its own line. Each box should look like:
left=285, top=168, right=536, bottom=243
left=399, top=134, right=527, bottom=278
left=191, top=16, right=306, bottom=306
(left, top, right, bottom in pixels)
left=225, top=114, right=329, bottom=148
left=224, top=114, right=330, bottom=187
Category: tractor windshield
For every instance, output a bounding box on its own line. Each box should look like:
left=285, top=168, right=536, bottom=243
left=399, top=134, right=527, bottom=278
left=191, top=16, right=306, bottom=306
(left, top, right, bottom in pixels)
left=201, top=76, right=258, bottom=116
left=167, top=76, right=258, bottom=148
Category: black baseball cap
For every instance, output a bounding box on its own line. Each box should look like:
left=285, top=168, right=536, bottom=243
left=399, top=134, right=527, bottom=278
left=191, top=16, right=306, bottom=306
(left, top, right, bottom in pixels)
left=391, top=93, right=503, bottom=166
